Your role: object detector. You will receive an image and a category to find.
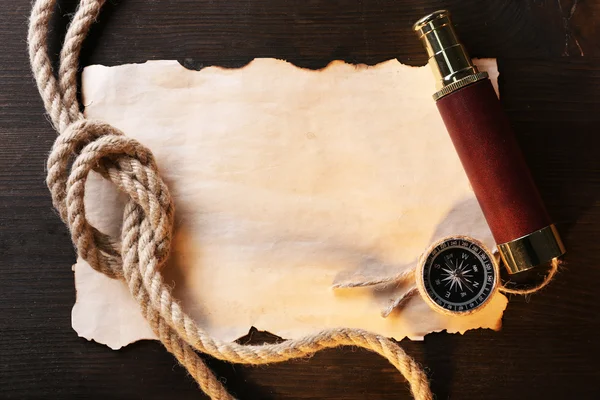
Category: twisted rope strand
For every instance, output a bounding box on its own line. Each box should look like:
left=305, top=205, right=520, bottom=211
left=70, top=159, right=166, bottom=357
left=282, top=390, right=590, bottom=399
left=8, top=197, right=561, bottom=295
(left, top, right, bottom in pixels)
left=58, top=0, right=106, bottom=129
left=121, top=202, right=234, bottom=400
left=499, top=258, right=560, bottom=295
left=28, top=0, right=62, bottom=129
left=28, top=0, right=434, bottom=398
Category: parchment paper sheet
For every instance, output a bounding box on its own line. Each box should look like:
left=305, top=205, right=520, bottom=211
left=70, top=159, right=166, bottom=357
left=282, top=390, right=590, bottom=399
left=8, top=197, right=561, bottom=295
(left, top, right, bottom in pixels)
left=73, top=58, right=507, bottom=350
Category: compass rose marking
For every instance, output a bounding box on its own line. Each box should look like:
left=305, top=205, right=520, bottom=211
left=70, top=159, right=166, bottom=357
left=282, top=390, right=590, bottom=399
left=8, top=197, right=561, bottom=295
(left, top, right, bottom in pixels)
left=440, top=258, right=478, bottom=293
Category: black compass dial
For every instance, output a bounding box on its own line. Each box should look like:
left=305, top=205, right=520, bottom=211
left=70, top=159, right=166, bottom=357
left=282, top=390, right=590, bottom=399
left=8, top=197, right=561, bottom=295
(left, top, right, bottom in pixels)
left=421, top=238, right=496, bottom=313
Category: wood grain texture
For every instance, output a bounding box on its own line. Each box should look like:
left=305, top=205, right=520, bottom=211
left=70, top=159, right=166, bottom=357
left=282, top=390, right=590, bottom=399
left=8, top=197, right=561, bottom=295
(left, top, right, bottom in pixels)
left=1, top=0, right=599, bottom=399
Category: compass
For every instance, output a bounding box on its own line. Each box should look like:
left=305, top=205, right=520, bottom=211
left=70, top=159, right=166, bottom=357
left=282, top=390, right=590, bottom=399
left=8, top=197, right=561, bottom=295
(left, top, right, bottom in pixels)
left=416, top=236, right=499, bottom=314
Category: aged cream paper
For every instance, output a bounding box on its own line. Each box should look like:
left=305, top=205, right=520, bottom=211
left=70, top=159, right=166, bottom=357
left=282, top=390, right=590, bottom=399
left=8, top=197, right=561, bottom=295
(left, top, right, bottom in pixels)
left=73, top=58, right=507, bottom=350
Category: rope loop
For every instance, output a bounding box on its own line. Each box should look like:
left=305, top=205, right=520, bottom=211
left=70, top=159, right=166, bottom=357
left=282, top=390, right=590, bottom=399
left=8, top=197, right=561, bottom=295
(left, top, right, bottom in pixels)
left=47, top=119, right=174, bottom=280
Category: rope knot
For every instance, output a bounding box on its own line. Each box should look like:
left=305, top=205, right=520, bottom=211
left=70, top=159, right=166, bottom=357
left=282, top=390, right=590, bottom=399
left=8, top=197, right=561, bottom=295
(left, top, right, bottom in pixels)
left=47, top=119, right=174, bottom=279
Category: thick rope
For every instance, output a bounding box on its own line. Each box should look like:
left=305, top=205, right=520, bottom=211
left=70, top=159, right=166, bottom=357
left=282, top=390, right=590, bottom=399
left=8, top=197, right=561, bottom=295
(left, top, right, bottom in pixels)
left=28, top=1, right=432, bottom=399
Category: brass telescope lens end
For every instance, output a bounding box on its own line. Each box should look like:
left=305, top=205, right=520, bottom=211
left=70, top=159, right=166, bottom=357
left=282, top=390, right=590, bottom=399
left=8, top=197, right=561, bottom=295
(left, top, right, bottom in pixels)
left=413, top=10, right=484, bottom=95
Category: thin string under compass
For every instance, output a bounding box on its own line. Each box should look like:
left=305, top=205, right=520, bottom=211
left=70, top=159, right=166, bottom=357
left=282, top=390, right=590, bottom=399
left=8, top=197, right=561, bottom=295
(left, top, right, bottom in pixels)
left=334, top=252, right=561, bottom=315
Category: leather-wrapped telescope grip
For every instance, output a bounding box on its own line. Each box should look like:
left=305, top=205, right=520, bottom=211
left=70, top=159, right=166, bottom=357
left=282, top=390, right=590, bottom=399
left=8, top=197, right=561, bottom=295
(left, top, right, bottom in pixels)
left=436, top=79, right=551, bottom=245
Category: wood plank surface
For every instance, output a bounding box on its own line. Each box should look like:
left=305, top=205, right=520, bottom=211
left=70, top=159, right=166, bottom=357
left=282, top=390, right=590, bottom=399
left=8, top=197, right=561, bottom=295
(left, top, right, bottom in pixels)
left=1, top=0, right=599, bottom=399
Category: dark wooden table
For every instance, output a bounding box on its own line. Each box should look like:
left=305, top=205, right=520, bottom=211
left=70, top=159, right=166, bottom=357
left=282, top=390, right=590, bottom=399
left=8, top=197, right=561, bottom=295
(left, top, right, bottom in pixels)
left=1, top=0, right=599, bottom=398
